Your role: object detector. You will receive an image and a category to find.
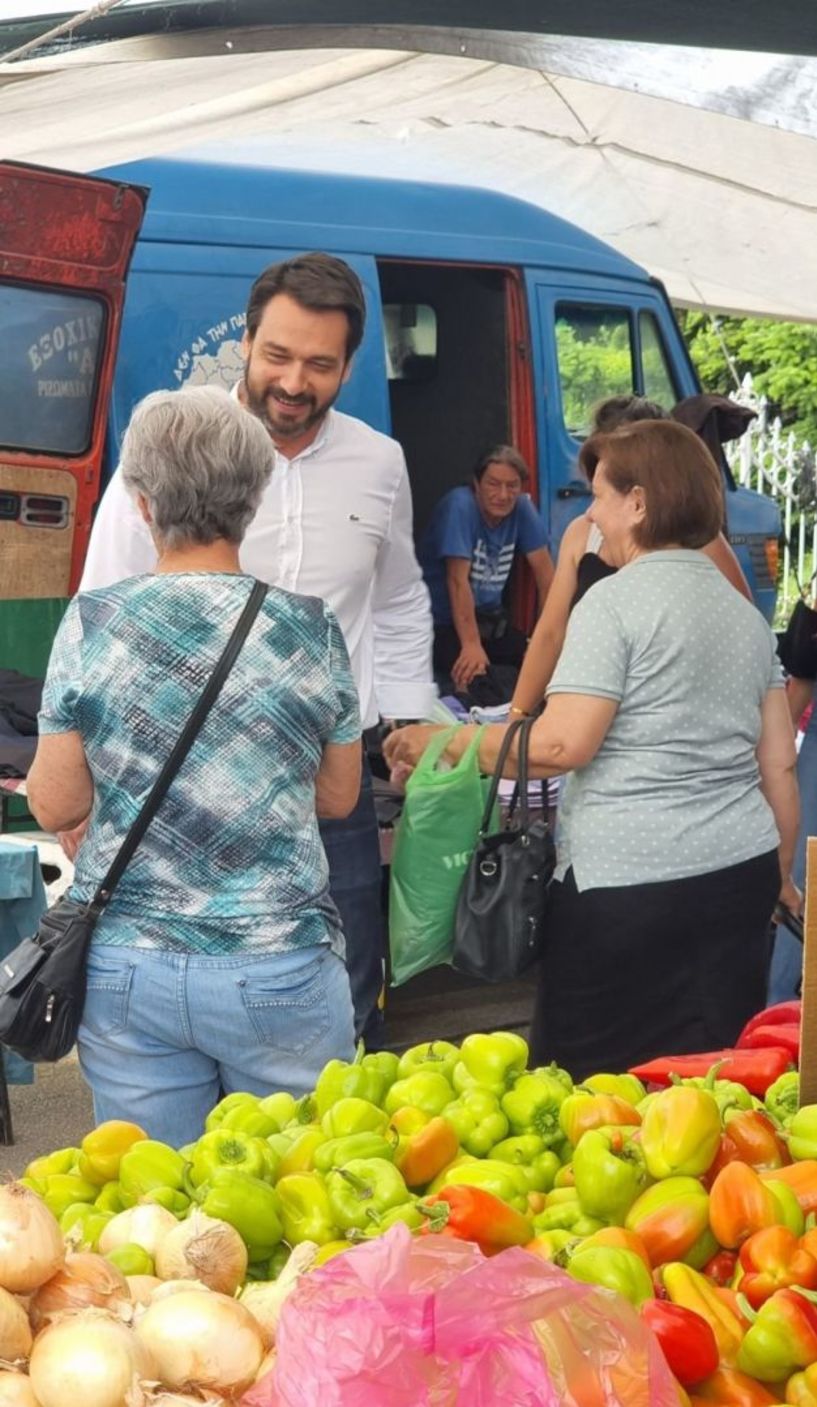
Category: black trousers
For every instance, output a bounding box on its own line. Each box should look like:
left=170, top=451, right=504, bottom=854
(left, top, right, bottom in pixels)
left=433, top=621, right=528, bottom=707
left=530, top=850, right=780, bottom=1080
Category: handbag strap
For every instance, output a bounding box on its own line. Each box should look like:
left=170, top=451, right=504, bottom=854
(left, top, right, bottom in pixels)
left=92, top=578, right=268, bottom=908
left=477, top=716, right=526, bottom=836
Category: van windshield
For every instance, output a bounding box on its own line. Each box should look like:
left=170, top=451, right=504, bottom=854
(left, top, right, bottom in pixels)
left=0, top=284, right=105, bottom=455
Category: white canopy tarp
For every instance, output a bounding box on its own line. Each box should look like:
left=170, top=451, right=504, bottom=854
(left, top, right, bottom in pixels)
left=2, top=36, right=816, bottom=320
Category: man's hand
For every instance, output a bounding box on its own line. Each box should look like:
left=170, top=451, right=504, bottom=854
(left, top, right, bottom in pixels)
left=383, top=723, right=446, bottom=776
left=57, top=818, right=89, bottom=863
left=451, top=641, right=490, bottom=692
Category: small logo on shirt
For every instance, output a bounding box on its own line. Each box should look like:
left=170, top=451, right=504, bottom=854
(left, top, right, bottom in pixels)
left=349, top=514, right=360, bottom=522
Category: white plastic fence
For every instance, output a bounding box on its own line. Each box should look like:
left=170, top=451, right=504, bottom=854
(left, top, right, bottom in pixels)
left=726, top=373, right=817, bottom=615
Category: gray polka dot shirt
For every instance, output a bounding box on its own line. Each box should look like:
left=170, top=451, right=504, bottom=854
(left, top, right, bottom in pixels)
left=547, top=549, right=783, bottom=891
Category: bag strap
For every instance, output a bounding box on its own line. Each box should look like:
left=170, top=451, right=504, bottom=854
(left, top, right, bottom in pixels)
left=477, top=717, right=526, bottom=836
left=92, top=578, right=268, bottom=908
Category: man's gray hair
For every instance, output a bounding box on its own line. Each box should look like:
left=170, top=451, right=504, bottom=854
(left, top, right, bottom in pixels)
left=120, top=386, right=274, bottom=547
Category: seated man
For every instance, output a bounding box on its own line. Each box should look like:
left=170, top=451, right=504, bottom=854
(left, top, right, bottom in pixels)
left=419, top=446, right=554, bottom=704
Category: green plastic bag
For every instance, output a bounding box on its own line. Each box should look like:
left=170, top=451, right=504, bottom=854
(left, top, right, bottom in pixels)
left=389, top=726, right=494, bottom=986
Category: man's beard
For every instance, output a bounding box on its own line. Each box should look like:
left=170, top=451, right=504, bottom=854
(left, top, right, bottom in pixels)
left=242, top=364, right=339, bottom=442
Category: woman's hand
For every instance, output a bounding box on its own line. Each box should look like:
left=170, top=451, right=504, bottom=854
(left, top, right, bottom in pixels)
left=779, top=874, right=803, bottom=919
left=383, top=724, right=446, bottom=774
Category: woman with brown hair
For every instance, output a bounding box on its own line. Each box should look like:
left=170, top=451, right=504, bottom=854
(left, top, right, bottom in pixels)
left=385, top=420, right=798, bottom=1076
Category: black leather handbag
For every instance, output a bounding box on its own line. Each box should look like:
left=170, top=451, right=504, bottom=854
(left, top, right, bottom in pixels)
left=452, top=715, right=555, bottom=982
left=0, top=579, right=267, bottom=1063
left=778, top=596, right=817, bottom=681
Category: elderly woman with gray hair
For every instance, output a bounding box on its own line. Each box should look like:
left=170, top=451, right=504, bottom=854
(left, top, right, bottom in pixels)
left=27, top=387, right=361, bottom=1144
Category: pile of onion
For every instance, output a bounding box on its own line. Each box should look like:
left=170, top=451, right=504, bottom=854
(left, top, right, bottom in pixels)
left=0, top=1187, right=63, bottom=1295
left=0, top=1372, right=41, bottom=1407
left=99, top=1206, right=177, bottom=1261
left=136, top=1290, right=264, bottom=1397
left=29, top=1253, right=130, bottom=1330
left=0, top=1288, right=33, bottom=1362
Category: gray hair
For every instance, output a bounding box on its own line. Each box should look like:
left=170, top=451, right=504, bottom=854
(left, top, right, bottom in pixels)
left=120, top=386, right=274, bottom=547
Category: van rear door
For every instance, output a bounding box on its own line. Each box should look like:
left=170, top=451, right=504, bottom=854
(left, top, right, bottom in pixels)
left=0, top=161, right=146, bottom=673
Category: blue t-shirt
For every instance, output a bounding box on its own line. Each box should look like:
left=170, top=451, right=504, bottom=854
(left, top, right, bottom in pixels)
left=38, top=574, right=361, bottom=957
left=418, top=486, right=548, bottom=625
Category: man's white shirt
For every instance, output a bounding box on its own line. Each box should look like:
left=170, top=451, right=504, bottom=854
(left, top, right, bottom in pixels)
left=80, top=406, right=436, bottom=727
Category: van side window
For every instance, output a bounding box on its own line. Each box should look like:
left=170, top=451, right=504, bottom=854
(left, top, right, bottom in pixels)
left=0, top=284, right=105, bottom=455
left=555, top=304, right=634, bottom=437
left=383, top=303, right=437, bottom=382
left=639, top=312, right=678, bottom=406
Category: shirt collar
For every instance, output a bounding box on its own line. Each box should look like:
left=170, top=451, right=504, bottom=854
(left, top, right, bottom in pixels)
left=230, top=382, right=333, bottom=463
left=632, top=548, right=714, bottom=567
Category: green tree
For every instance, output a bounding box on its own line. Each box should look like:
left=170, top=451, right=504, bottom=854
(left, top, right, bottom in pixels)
left=677, top=311, right=817, bottom=446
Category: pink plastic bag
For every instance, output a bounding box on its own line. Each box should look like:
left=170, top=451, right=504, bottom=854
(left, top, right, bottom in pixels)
left=241, top=1225, right=679, bottom=1407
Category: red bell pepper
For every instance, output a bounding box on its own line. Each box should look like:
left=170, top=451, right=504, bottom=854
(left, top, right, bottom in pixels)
left=737, top=1000, right=801, bottom=1047
left=421, top=1185, right=532, bottom=1255
left=641, top=1300, right=719, bottom=1386
left=705, top=1110, right=790, bottom=1184
left=689, top=1366, right=782, bottom=1406
left=738, top=1023, right=801, bottom=1060
left=629, top=1049, right=793, bottom=1098
left=738, top=1225, right=817, bottom=1309
left=702, top=1250, right=739, bottom=1287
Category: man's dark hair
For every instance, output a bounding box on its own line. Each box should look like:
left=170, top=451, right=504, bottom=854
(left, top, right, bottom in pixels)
left=590, top=395, right=668, bottom=434
left=245, top=252, right=366, bottom=360
left=473, top=445, right=530, bottom=484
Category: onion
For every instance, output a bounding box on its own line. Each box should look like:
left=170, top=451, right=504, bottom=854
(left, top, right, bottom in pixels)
left=29, top=1310, right=155, bottom=1407
left=0, top=1287, right=32, bottom=1361
left=239, top=1243, right=318, bottom=1348
left=29, top=1253, right=130, bottom=1330
left=0, top=1372, right=41, bottom=1406
left=125, top=1276, right=162, bottom=1307
left=255, top=1349, right=276, bottom=1383
left=154, top=1214, right=247, bottom=1296
left=0, top=1186, right=63, bottom=1294
left=145, top=1397, right=226, bottom=1406
left=147, top=1279, right=209, bottom=1303
left=136, top=1291, right=263, bottom=1396
left=99, top=1207, right=177, bottom=1261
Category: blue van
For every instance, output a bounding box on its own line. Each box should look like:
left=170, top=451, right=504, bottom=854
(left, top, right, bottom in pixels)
left=0, top=156, right=779, bottom=673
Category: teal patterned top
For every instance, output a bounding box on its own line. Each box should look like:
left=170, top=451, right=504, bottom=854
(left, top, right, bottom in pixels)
left=39, top=574, right=361, bottom=956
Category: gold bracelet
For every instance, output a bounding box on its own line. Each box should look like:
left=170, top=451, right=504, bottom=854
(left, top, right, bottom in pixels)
left=508, top=704, right=529, bottom=718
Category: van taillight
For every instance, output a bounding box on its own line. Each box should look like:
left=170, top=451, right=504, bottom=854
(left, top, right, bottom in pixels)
left=764, top=538, right=780, bottom=584
left=19, top=494, right=69, bottom=528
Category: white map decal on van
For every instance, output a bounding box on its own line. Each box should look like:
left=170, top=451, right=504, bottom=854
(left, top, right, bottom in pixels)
left=173, top=313, right=246, bottom=390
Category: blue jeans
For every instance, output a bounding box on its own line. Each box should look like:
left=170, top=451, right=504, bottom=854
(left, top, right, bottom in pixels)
left=319, top=756, right=386, bottom=1045
left=769, top=710, right=817, bottom=1002
left=77, top=943, right=355, bottom=1146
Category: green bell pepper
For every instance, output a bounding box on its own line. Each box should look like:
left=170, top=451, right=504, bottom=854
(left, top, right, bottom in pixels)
left=26, top=1147, right=79, bottom=1182
left=221, top=1104, right=282, bottom=1139
left=59, top=1202, right=113, bottom=1251
left=489, top=1136, right=560, bottom=1193
left=105, top=1243, right=155, bottom=1277
left=572, top=1128, right=648, bottom=1225
left=397, top=1041, right=460, bottom=1085
left=766, top=1177, right=806, bottom=1236
left=314, top=1042, right=395, bottom=1116
left=567, top=1245, right=654, bottom=1306
left=321, top=1097, right=389, bottom=1139
left=451, top=1031, right=529, bottom=1096
left=198, top=1169, right=284, bottom=1259
left=582, top=1073, right=645, bottom=1106
left=787, top=1104, right=817, bottom=1161
left=143, top=1186, right=190, bottom=1216
left=326, top=1157, right=411, bottom=1232
left=313, top=1133, right=396, bottom=1174
left=384, top=1071, right=455, bottom=1119
left=257, top=1092, right=298, bottom=1128
left=427, top=1157, right=530, bottom=1213
left=120, top=1140, right=187, bottom=1199
left=501, top=1070, right=570, bottom=1143
left=276, top=1127, right=327, bottom=1178
left=765, top=1071, right=800, bottom=1129
left=41, top=1173, right=98, bottom=1219
left=187, top=1129, right=269, bottom=1188
left=358, top=1201, right=425, bottom=1239
left=532, top=1199, right=605, bottom=1236
left=94, top=1182, right=128, bottom=1215
left=205, top=1091, right=259, bottom=1132
left=442, top=1089, right=508, bottom=1157
left=276, top=1172, right=339, bottom=1245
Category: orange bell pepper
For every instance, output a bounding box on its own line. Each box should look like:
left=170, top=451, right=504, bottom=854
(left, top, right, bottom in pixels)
left=395, top=1116, right=459, bottom=1189
left=710, top=1163, right=785, bottom=1248
left=581, top=1225, right=653, bottom=1272
left=760, top=1162, right=817, bottom=1217
left=787, top=1362, right=817, bottom=1406
left=661, top=1262, right=746, bottom=1366
left=738, top=1226, right=817, bottom=1309
left=705, top=1111, right=790, bottom=1185
left=688, top=1366, right=781, bottom=1405
left=558, top=1092, right=641, bottom=1146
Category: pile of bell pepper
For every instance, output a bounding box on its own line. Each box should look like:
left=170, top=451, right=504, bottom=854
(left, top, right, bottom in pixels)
left=20, top=1027, right=817, bottom=1405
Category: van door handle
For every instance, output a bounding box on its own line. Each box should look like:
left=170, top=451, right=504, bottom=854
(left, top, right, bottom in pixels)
left=557, top=483, right=591, bottom=500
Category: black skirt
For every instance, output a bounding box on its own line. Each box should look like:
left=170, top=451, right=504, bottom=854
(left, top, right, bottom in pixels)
left=529, top=850, right=780, bottom=1080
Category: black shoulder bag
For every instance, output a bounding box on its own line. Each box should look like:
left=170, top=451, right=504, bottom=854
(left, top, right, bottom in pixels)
left=0, top=579, right=268, bottom=1063
left=452, top=715, right=555, bottom=982
left=777, top=547, right=817, bottom=680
